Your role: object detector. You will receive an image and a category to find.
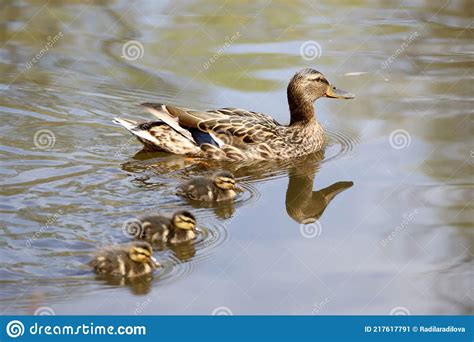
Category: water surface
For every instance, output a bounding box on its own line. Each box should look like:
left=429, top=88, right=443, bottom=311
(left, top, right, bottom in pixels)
left=0, top=0, right=472, bottom=315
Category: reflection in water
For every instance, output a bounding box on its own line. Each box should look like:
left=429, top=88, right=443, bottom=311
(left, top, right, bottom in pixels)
left=285, top=152, right=353, bottom=223
left=183, top=198, right=236, bottom=220
left=147, top=236, right=197, bottom=263
left=94, top=274, right=154, bottom=296
left=287, top=180, right=354, bottom=224
left=169, top=241, right=197, bottom=263
left=125, top=149, right=353, bottom=226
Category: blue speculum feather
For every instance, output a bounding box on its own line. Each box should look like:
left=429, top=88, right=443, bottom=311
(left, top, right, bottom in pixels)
left=188, top=127, right=219, bottom=146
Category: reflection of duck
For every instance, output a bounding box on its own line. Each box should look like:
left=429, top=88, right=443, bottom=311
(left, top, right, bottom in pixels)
left=94, top=273, right=154, bottom=296
left=169, top=242, right=196, bottom=262
left=286, top=180, right=353, bottom=223
left=114, top=69, right=353, bottom=160
left=89, top=242, right=159, bottom=278
left=284, top=152, right=353, bottom=223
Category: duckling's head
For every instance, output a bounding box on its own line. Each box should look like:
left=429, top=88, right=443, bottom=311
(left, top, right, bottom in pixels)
left=128, top=242, right=154, bottom=263
left=213, top=171, right=236, bottom=190
left=172, top=211, right=196, bottom=231
left=288, top=69, right=354, bottom=104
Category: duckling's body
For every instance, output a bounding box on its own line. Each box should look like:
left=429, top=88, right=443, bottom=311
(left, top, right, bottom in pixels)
left=114, top=69, right=354, bottom=160
left=138, top=211, right=197, bottom=244
left=177, top=171, right=238, bottom=202
left=89, top=242, right=159, bottom=278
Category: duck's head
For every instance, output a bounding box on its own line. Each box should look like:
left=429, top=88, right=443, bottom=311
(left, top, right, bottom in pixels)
left=288, top=69, right=354, bottom=103
left=213, top=171, right=236, bottom=190
left=172, top=211, right=197, bottom=231
left=287, top=69, right=354, bottom=125
left=128, top=242, right=158, bottom=265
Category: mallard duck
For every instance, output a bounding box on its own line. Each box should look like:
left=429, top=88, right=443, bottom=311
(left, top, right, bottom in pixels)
left=137, top=211, right=197, bottom=244
left=113, top=69, right=354, bottom=160
left=176, top=171, right=238, bottom=202
left=89, top=241, right=159, bottom=278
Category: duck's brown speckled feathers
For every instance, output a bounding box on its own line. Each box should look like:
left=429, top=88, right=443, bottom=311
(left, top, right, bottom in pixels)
left=114, top=69, right=354, bottom=160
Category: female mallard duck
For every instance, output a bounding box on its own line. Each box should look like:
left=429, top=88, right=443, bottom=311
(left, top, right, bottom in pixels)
left=137, top=211, right=197, bottom=244
left=114, top=69, right=354, bottom=160
left=89, top=241, right=159, bottom=278
left=177, top=171, right=238, bottom=202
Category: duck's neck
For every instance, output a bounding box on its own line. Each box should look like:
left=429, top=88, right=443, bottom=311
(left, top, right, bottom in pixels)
left=288, top=92, right=316, bottom=126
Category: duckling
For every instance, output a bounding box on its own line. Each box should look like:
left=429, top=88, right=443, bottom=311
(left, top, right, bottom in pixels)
left=89, top=241, right=159, bottom=278
left=137, top=211, right=197, bottom=244
left=176, top=171, right=238, bottom=202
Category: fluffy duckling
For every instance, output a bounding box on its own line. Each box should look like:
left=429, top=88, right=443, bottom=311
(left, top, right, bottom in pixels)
left=137, top=211, right=197, bottom=244
left=176, top=171, right=238, bottom=202
left=89, top=241, right=159, bottom=278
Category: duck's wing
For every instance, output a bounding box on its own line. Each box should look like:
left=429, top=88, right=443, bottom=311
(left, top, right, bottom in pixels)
left=141, top=103, right=282, bottom=148
left=214, top=108, right=281, bottom=126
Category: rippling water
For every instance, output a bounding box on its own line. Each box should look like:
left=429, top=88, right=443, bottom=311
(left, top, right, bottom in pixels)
left=0, top=1, right=472, bottom=314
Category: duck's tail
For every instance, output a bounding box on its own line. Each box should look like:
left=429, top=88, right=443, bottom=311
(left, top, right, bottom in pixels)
left=113, top=117, right=138, bottom=131
left=113, top=117, right=201, bottom=155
